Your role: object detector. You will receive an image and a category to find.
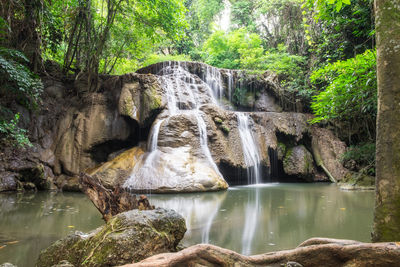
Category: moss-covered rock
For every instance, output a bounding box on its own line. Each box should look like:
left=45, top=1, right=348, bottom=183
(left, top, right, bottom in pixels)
left=283, top=145, right=315, bottom=181
left=339, top=171, right=375, bottom=191
left=36, top=208, right=186, bottom=267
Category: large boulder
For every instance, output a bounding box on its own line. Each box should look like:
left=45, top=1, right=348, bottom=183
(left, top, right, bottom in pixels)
left=118, top=112, right=228, bottom=193
left=88, top=146, right=145, bottom=189
left=36, top=208, right=186, bottom=267
left=117, top=74, right=163, bottom=126
left=283, top=145, right=315, bottom=181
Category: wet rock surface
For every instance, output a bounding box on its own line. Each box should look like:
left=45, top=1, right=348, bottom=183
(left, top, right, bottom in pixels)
left=36, top=208, right=186, bottom=267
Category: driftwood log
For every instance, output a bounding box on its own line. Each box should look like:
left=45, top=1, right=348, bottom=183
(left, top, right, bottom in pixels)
left=120, top=238, right=400, bottom=267
left=79, top=173, right=154, bottom=221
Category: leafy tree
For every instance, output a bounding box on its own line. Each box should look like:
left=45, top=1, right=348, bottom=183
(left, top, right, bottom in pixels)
left=310, top=49, right=376, bottom=141
left=61, top=0, right=187, bottom=90
left=303, top=0, right=374, bottom=64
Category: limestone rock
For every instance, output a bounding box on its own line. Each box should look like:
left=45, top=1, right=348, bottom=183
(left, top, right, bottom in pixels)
left=123, top=112, right=228, bottom=193
left=118, top=74, right=163, bottom=126
left=36, top=208, right=186, bottom=267
left=53, top=93, right=133, bottom=176
left=125, top=146, right=228, bottom=193
left=283, top=145, right=315, bottom=181
left=88, top=146, right=145, bottom=190
left=311, top=127, right=349, bottom=182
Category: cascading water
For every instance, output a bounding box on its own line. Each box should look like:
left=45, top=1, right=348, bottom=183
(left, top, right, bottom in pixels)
left=226, top=71, right=234, bottom=104
left=203, top=65, right=224, bottom=104
left=124, top=61, right=224, bottom=190
left=125, top=61, right=267, bottom=192
left=237, top=113, right=262, bottom=184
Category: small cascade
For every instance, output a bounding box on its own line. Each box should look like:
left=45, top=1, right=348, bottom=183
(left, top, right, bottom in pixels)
left=237, top=113, right=262, bottom=184
left=124, top=61, right=225, bottom=190
left=195, top=111, right=224, bottom=176
left=147, top=119, right=164, bottom=151
left=226, top=70, right=234, bottom=104
left=203, top=65, right=224, bottom=104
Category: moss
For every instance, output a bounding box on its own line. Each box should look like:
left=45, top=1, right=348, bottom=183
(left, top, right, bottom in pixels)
left=214, top=117, right=223, bottom=124
left=123, top=98, right=135, bottom=117
left=283, top=147, right=293, bottom=166
left=220, top=124, right=230, bottom=134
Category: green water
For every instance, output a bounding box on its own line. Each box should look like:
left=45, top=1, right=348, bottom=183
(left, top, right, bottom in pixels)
left=0, top=183, right=374, bottom=266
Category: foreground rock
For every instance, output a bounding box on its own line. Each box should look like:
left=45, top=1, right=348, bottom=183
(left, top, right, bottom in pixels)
left=36, top=208, right=186, bottom=267
left=121, top=238, right=400, bottom=267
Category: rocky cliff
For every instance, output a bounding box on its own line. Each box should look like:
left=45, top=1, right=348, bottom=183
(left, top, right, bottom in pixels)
left=0, top=61, right=349, bottom=193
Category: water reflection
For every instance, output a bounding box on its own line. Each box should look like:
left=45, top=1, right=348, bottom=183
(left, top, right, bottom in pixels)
left=0, top=192, right=103, bottom=267
left=0, top=184, right=374, bottom=266
left=149, top=191, right=227, bottom=243
left=150, top=183, right=374, bottom=255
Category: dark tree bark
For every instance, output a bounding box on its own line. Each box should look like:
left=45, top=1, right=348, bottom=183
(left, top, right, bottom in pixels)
left=120, top=238, right=400, bottom=267
left=373, top=0, right=400, bottom=242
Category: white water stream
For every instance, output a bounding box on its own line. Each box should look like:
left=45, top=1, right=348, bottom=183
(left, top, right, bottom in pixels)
left=237, top=112, right=262, bottom=184
left=124, top=61, right=262, bottom=194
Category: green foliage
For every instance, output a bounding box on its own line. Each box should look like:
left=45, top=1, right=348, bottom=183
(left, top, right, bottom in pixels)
left=0, top=113, right=32, bottom=147
left=310, top=49, right=376, bottom=125
left=303, top=0, right=374, bottom=64
left=341, top=142, right=375, bottom=174
left=0, top=47, right=43, bottom=109
left=140, top=54, right=192, bottom=69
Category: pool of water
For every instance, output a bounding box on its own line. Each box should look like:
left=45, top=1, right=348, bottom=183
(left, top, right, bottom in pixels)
left=0, top=183, right=374, bottom=266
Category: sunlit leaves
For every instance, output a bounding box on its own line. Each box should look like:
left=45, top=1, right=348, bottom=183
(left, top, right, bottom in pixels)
left=310, top=49, right=376, bottom=124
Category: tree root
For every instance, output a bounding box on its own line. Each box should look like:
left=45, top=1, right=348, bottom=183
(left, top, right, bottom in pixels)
left=120, top=238, right=400, bottom=267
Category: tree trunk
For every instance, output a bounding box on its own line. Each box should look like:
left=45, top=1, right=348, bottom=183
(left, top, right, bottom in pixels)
left=120, top=238, right=400, bottom=267
left=373, top=0, right=400, bottom=241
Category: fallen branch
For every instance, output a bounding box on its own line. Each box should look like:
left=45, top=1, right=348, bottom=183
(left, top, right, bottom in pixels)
left=79, top=173, right=154, bottom=221
left=120, top=238, right=400, bottom=267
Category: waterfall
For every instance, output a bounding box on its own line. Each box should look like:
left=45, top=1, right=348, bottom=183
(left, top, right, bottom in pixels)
left=195, top=111, right=224, bottom=177
left=237, top=113, right=262, bottom=184
left=203, top=65, right=224, bottom=104
left=227, top=71, right=234, bottom=104
left=147, top=119, right=164, bottom=152
left=124, top=61, right=224, bottom=190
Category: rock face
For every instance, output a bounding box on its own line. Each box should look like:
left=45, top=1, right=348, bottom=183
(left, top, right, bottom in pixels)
left=283, top=145, right=315, bottom=181
left=0, top=61, right=348, bottom=192
left=311, top=127, right=349, bottom=182
left=36, top=208, right=186, bottom=267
